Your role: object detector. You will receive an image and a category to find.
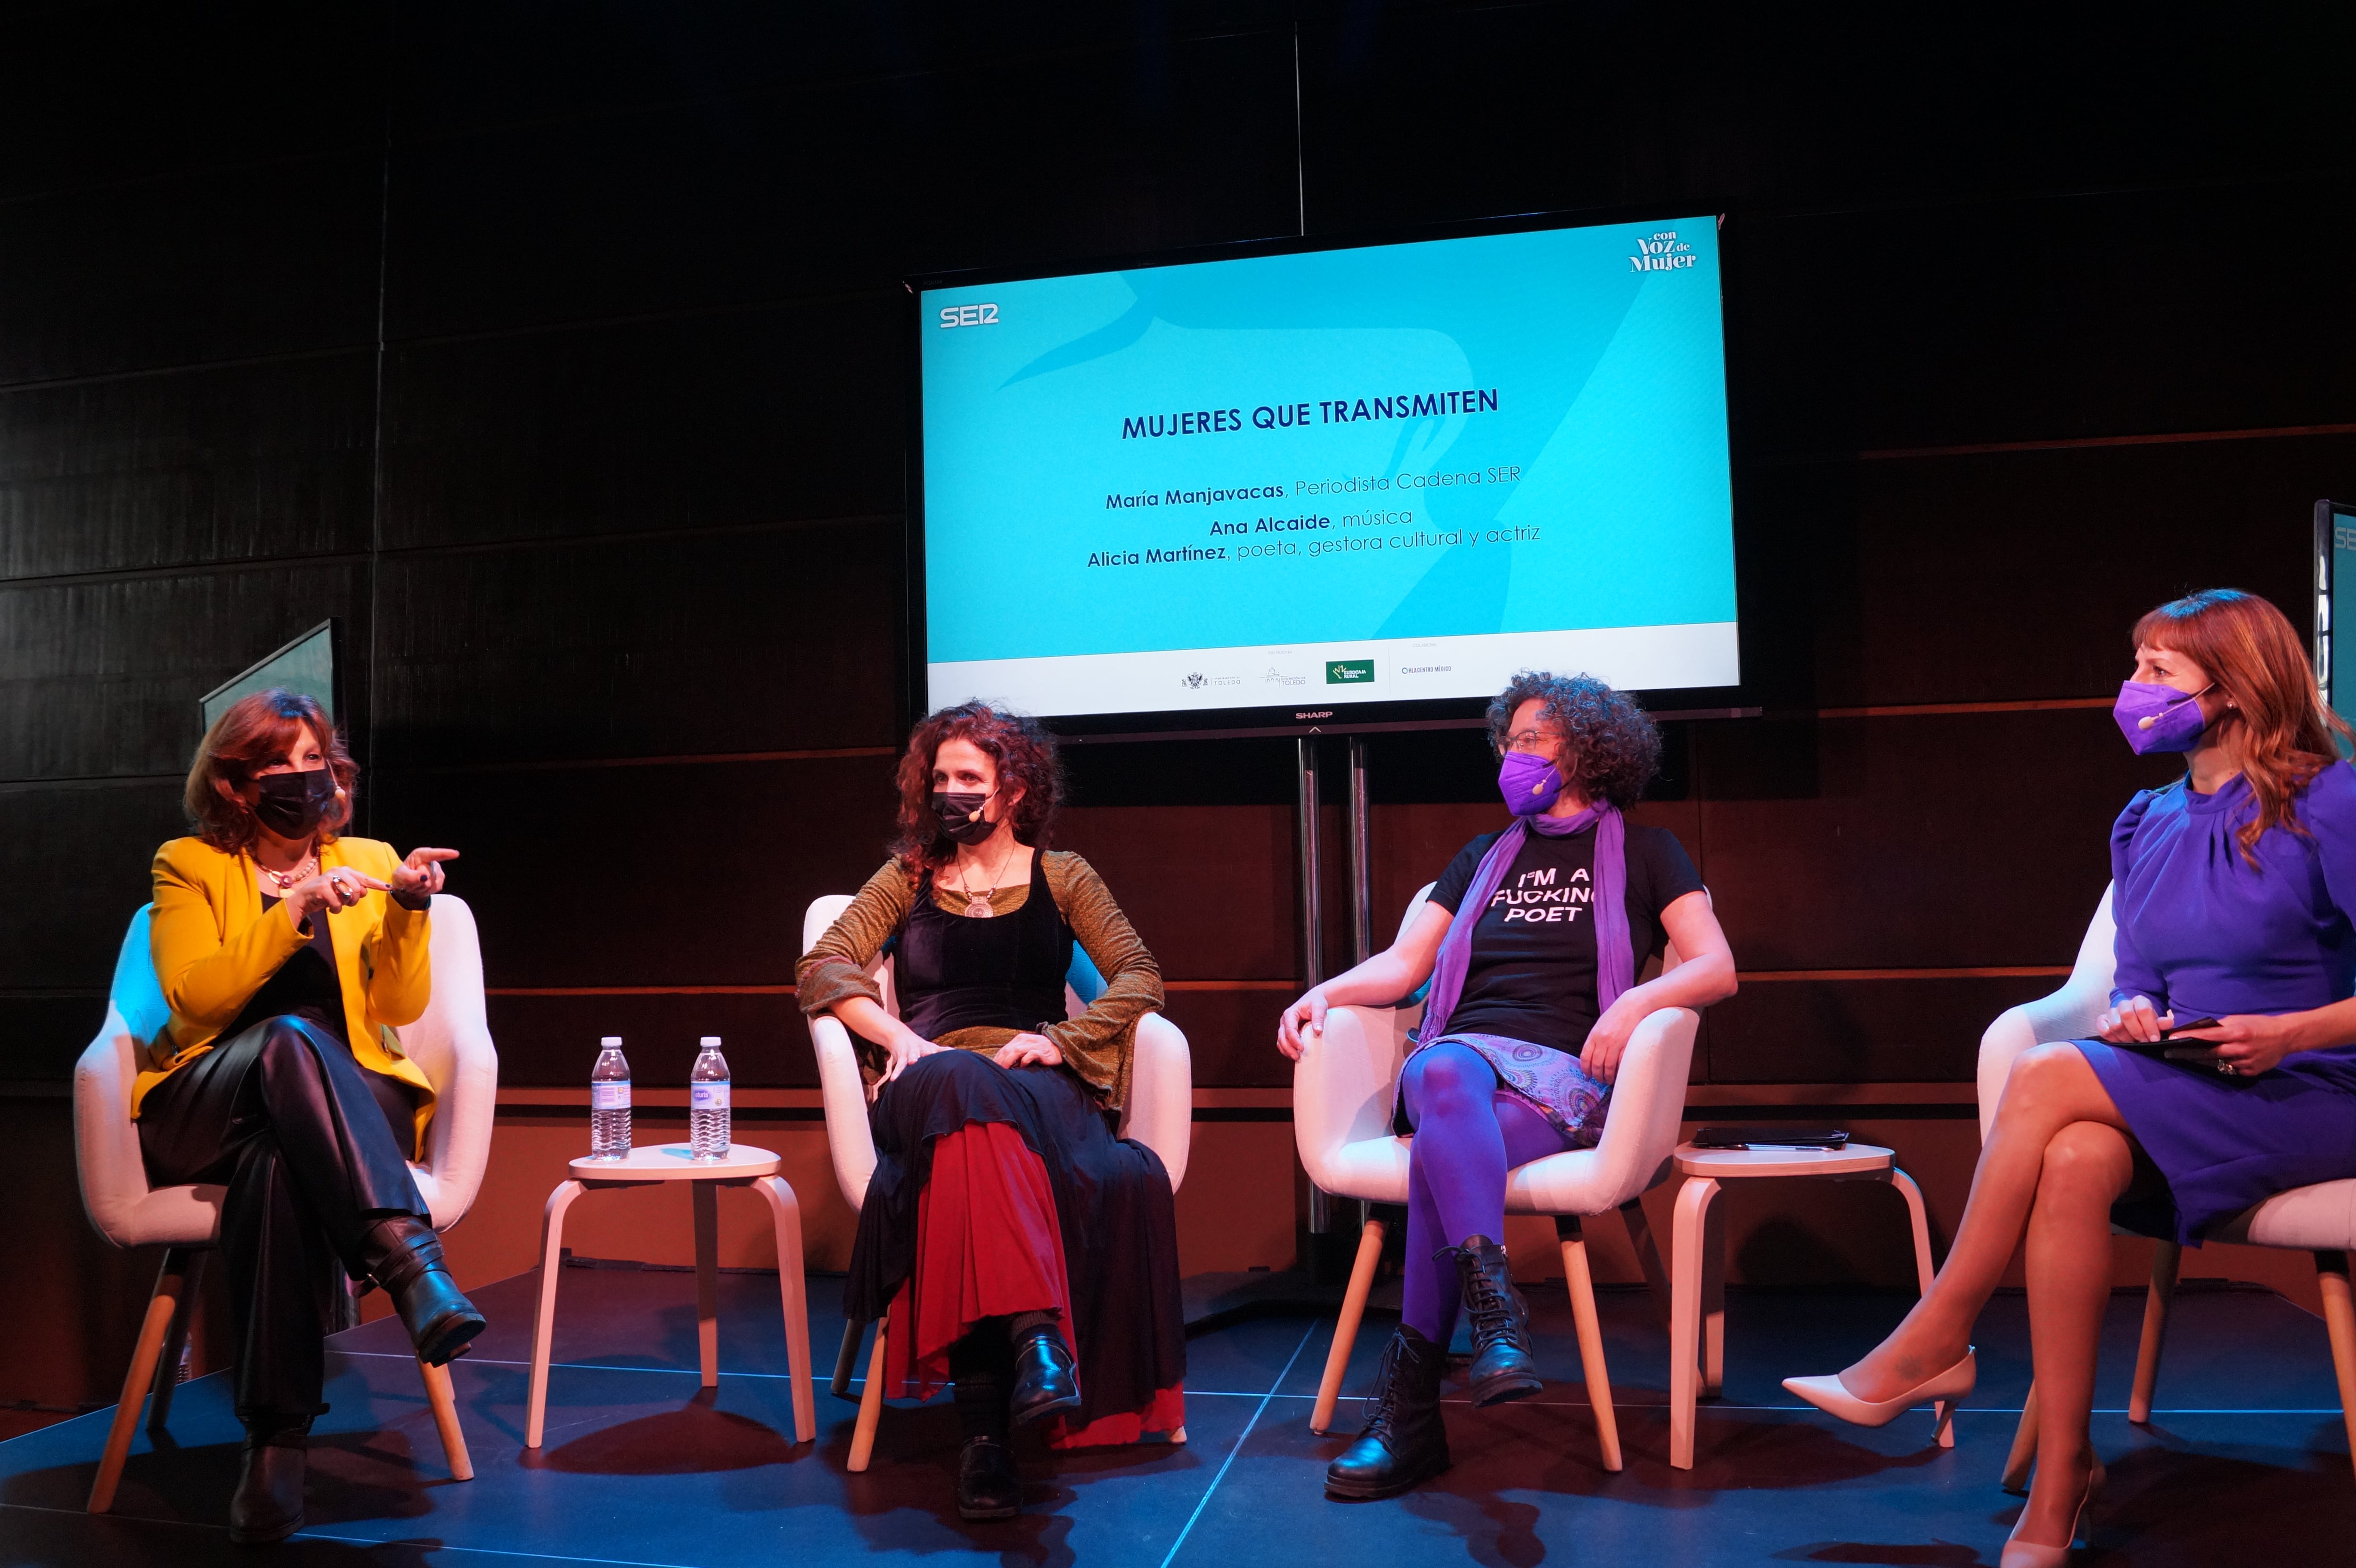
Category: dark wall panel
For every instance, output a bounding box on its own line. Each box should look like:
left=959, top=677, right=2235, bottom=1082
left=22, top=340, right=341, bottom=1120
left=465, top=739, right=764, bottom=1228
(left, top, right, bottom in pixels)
left=1300, top=6, right=2356, bottom=235
left=1055, top=805, right=1299, bottom=981
left=368, top=755, right=897, bottom=988
left=1161, top=987, right=1289, bottom=1089
left=1696, top=710, right=2180, bottom=972
left=1738, top=178, right=2356, bottom=456
left=0, top=150, right=384, bottom=387
left=487, top=991, right=805, bottom=1090
left=371, top=521, right=900, bottom=767
left=0, top=560, right=373, bottom=782
left=0, top=996, right=110, bottom=1083
left=378, top=303, right=903, bottom=552
left=0, top=2, right=386, bottom=200
left=0, top=779, right=184, bottom=996
left=388, top=2, right=1295, bottom=139
left=0, top=354, right=377, bottom=581
left=1705, top=973, right=2060, bottom=1084
left=386, top=30, right=1301, bottom=339
left=1754, top=433, right=2351, bottom=710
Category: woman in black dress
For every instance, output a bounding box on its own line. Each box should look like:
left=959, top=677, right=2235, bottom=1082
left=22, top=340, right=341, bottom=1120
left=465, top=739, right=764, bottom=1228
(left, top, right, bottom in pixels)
left=798, top=702, right=1185, bottom=1520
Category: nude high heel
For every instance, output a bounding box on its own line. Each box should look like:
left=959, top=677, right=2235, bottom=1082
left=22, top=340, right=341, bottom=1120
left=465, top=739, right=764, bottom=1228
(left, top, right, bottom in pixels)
left=2000, top=1461, right=2100, bottom=1568
left=1782, top=1347, right=1976, bottom=1429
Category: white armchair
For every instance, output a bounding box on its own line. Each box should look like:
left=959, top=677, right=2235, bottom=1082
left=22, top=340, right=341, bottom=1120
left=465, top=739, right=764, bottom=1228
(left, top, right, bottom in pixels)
left=1293, top=883, right=1695, bottom=1471
left=799, top=891, right=1193, bottom=1470
left=71, top=897, right=498, bottom=1511
left=1980, top=882, right=2356, bottom=1485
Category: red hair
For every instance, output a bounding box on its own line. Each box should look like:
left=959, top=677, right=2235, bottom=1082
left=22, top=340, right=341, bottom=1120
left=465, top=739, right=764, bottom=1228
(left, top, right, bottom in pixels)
left=2133, top=588, right=2352, bottom=863
left=891, top=702, right=1062, bottom=870
left=183, top=689, right=355, bottom=854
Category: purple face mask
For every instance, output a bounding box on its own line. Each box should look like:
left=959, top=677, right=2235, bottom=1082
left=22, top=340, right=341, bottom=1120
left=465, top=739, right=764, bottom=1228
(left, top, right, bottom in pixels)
left=1497, top=750, right=1567, bottom=815
left=2113, top=679, right=2214, bottom=754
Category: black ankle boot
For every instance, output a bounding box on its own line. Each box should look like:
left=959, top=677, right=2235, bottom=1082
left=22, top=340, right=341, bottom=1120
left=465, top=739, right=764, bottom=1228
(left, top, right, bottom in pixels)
left=1450, top=1234, right=1541, bottom=1406
left=956, top=1437, right=1023, bottom=1520
left=1324, top=1326, right=1451, bottom=1500
left=1007, top=1319, right=1081, bottom=1428
left=358, top=1218, right=484, bottom=1366
left=228, top=1415, right=310, bottom=1546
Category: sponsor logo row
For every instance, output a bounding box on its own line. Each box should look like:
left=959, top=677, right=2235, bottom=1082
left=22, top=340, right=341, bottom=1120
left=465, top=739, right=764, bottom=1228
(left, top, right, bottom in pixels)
left=1177, top=657, right=1455, bottom=692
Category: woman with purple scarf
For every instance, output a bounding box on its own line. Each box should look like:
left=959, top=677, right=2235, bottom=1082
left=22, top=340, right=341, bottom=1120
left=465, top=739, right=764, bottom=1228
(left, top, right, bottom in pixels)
left=1276, top=672, right=1737, bottom=1500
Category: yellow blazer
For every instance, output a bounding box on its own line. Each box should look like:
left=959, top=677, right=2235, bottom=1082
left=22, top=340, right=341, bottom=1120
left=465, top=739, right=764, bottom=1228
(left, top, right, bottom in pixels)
left=138, top=834, right=436, bottom=1155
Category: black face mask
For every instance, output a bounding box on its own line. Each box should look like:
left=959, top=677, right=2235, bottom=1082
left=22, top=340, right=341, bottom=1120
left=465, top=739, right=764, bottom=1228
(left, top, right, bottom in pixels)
left=253, top=768, right=340, bottom=839
left=930, top=789, right=999, bottom=847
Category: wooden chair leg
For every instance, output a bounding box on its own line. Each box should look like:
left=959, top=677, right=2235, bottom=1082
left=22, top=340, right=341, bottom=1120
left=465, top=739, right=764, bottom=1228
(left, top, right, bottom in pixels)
left=1558, top=1216, right=1622, bottom=1472
left=1669, top=1175, right=1719, bottom=1471
left=1890, top=1168, right=1953, bottom=1447
left=89, top=1248, right=197, bottom=1513
left=2002, top=1380, right=2040, bottom=1494
left=525, top=1179, right=584, bottom=1449
left=755, top=1176, right=817, bottom=1444
left=145, top=1249, right=207, bottom=1437
left=1619, top=1197, right=1673, bottom=1329
left=692, top=1182, right=721, bottom=1388
left=847, top=1315, right=890, bottom=1473
left=832, top=1319, right=866, bottom=1399
left=1700, top=1194, right=1726, bottom=1397
left=2315, top=1251, right=2356, bottom=1481
left=1310, top=1214, right=1386, bottom=1434
left=418, top=1357, right=474, bottom=1481
left=2128, top=1240, right=2181, bottom=1424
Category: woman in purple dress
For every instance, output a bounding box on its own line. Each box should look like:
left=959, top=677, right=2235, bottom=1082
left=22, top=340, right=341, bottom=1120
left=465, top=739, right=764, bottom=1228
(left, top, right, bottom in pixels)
left=1275, top=673, right=1737, bottom=1500
left=1785, top=588, right=2356, bottom=1566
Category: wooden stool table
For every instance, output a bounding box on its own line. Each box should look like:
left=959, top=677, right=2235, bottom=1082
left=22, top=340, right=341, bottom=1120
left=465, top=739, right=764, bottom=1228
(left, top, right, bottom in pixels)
left=524, top=1143, right=816, bottom=1450
left=1668, top=1140, right=1939, bottom=1470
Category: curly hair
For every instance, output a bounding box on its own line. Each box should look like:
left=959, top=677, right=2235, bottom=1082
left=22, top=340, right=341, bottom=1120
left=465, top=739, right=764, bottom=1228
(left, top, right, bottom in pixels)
left=184, top=688, right=357, bottom=854
left=1483, top=671, right=1662, bottom=810
left=890, top=702, right=1064, bottom=870
left=2133, top=588, right=2353, bottom=865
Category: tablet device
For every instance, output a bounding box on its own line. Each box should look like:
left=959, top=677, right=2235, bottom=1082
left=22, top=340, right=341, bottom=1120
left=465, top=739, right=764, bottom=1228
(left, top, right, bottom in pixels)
left=2114, top=1017, right=2219, bottom=1054
left=1691, top=1125, right=1849, bottom=1150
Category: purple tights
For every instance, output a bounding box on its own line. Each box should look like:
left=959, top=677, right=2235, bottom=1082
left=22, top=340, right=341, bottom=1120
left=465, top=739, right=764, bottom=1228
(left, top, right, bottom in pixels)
left=1398, top=1042, right=1574, bottom=1346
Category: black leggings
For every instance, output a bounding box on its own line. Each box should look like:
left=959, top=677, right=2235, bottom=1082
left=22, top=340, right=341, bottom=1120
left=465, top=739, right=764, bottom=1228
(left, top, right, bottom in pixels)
left=137, top=1016, right=426, bottom=1424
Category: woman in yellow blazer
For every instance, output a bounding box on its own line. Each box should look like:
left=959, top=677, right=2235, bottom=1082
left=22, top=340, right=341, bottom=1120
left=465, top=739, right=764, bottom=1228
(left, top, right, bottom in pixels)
left=136, top=688, right=481, bottom=1545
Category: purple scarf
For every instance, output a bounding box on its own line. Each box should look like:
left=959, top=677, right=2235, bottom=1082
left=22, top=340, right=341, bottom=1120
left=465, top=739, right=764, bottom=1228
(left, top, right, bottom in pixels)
left=1415, top=803, right=1634, bottom=1045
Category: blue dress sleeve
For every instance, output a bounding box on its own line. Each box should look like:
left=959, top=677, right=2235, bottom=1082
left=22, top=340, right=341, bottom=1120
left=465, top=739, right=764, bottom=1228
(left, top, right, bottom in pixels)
left=2299, top=760, right=2356, bottom=931
left=2109, top=788, right=2168, bottom=1011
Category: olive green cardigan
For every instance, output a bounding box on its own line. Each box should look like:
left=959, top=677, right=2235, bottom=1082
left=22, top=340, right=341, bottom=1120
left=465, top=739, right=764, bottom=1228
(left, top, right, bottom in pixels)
left=796, top=849, right=1163, bottom=1110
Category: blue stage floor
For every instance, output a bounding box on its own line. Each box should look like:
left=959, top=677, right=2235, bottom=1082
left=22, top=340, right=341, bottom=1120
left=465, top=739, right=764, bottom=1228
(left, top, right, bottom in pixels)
left=1, top=1263, right=2348, bottom=1565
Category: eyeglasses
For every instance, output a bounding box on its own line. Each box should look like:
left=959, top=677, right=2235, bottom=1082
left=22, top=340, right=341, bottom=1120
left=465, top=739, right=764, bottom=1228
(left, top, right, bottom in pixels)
left=1501, top=729, right=1554, bottom=755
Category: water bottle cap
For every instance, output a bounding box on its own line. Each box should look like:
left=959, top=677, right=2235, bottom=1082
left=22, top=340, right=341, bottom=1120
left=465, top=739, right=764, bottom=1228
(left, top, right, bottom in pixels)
left=699, top=1036, right=722, bottom=1047
left=599, top=1037, right=622, bottom=1046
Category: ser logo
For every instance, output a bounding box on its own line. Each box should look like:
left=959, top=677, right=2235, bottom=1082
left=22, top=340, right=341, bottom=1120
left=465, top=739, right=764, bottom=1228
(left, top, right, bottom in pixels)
left=938, top=302, right=1000, bottom=328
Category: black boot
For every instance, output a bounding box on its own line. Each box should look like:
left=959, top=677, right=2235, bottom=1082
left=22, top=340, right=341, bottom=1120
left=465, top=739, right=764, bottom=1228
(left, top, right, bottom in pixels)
left=952, top=1345, right=1023, bottom=1521
left=228, top=1414, right=309, bottom=1546
left=956, top=1437, right=1023, bottom=1521
left=1450, top=1234, right=1541, bottom=1406
left=357, top=1218, right=484, bottom=1367
left=1324, top=1326, right=1451, bottom=1500
left=1006, top=1313, right=1081, bottom=1428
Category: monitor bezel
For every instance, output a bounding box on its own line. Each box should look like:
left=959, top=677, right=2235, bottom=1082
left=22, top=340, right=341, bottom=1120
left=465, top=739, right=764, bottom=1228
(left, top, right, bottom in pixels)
left=2315, top=498, right=2354, bottom=712
left=197, top=618, right=343, bottom=731
left=901, top=202, right=1755, bottom=740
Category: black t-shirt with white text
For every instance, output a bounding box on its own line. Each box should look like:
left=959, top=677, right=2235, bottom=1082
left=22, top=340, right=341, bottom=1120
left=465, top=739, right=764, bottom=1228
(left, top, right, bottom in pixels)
left=1425, top=823, right=1706, bottom=1055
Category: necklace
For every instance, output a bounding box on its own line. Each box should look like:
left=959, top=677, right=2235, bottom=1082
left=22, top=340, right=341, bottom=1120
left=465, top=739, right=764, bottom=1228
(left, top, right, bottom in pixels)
left=258, top=850, right=317, bottom=893
left=948, top=835, right=1015, bottom=918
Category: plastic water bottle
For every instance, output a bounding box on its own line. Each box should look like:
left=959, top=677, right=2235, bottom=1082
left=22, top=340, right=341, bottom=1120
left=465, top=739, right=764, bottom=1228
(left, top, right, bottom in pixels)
left=590, top=1037, right=631, bottom=1160
left=689, top=1037, right=731, bottom=1159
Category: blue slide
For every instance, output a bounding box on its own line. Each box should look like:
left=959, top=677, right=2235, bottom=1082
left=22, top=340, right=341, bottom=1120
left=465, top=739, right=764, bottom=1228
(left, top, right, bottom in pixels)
left=919, top=216, right=1738, bottom=718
